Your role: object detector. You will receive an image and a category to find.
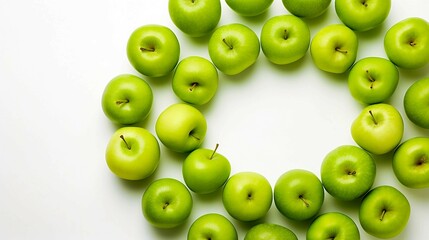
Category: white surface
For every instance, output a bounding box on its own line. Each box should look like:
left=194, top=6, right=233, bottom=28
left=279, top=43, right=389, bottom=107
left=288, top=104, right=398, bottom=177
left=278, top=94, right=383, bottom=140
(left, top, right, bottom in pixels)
left=1, top=0, right=429, bottom=239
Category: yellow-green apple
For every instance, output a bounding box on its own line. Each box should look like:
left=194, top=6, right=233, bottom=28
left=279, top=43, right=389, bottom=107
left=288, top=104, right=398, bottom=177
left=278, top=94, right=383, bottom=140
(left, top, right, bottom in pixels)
left=260, top=14, right=310, bottom=65
left=225, top=0, right=273, bottom=17
left=351, top=103, right=403, bottom=155
left=168, top=0, right=221, bottom=37
left=101, top=74, right=153, bottom=125
left=348, top=57, right=399, bottom=105
left=187, top=213, right=238, bottom=240
left=222, top=172, right=272, bottom=222
left=321, top=145, right=376, bottom=201
left=208, top=23, right=260, bottom=75
left=142, top=178, right=193, bottom=228
left=126, top=25, right=180, bottom=77
left=384, top=17, right=429, bottom=69
left=335, top=0, right=391, bottom=31
left=359, top=185, right=411, bottom=238
left=172, top=56, right=218, bottom=105
left=310, top=24, right=358, bottom=73
left=105, top=127, right=160, bottom=180
left=274, top=169, right=324, bottom=221
left=244, top=223, right=298, bottom=240
left=393, top=137, right=429, bottom=188
left=404, top=77, right=429, bottom=129
left=155, top=103, right=207, bottom=153
left=306, top=212, right=360, bottom=240
left=281, top=0, right=331, bottom=18
left=182, top=144, right=231, bottom=194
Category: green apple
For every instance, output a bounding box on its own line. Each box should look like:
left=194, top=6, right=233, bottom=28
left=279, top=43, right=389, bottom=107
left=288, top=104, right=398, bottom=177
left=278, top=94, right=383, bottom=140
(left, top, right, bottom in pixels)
left=260, top=14, right=310, bottom=65
left=335, top=0, right=391, bottom=31
left=384, top=17, right=429, bottom=69
left=172, top=56, right=218, bottom=106
left=225, top=0, right=273, bottom=17
left=351, top=103, right=404, bottom=155
left=306, top=212, right=360, bottom=240
left=321, top=145, right=376, bottom=201
left=282, top=0, right=331, bottom=18
left=359, top=185, right=411, bottom=238
left=310, top=24, right=358, bottom=73
left=274, top=169, right=324, bottom=221
left=208, top=23, right=260, bottom=75
left=101, top=74, right=153, bottom=125
left=126, top=24, right=180, bottom=77
left=348, top=57, right=399, bottom=105
left=168, top=0, right=221, bottom=37
left=244, top=223, right=298, bottom=240
left=105, top=127, right=160, bottom=180
left=393, top=137, right=429, bottom=188
left=404, top=77, right=429, bottom=129
left=155, top=103, right=207, bottom=153
left=222, top=172, right=272, bottom=222
left=142, top=178, right=193, bottom=228
left=187, top=213, right=238, bottom=240
left=182, top=144, right=231, bottom=194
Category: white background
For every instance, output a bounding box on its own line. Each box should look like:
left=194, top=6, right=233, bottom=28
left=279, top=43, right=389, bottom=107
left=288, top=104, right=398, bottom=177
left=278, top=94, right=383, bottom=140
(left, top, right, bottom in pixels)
left=1, top=0, right=428, bottom=239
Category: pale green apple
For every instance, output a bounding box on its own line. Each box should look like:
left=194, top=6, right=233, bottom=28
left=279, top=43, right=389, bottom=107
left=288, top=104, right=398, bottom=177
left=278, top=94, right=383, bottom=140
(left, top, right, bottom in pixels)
left=310, top=24, right=358, bottom=73
left=307, top=212, right=360, bottom=240
left=282, top=0, right=331, bottom=18
left=155, top=103, right=207, bottom=153
left=225, top=0, right=273, bottom=16
left=244, top=223, right=297, bottom=240
left=404, top=77, right=429, bottom=129
left=187, top=213, right=237, bottom=240
left=105, top=127, right=160, bottom=180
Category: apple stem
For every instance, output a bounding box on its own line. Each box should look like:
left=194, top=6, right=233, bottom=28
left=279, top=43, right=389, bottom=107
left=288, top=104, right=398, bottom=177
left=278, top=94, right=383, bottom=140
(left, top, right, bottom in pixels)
left=222, top=38, right=233, bottom=50
left=369, top=110, right=378, bottom=125
left=209, top=143, right=219, bottom=160
left=189, top=82, right=198, bottom=92
left=380, top=209, right=386, bottom=221
left=189, top=131, right=200, bottom=141
left=283, top=29, right=289, bottom=40
left=417, top=155, right=427, bottom=166
left=140, top=47, right=155, bottom=52
left=335, top=47, right=348, bottom=54
left=409, top=41, right=417, bottom=47
left=348, top=170, right=356, bottom=175
left=120, top=135, right=131, bottom=150
left=366, top=71, right=376, bottom=89
left=361, top=0, right=368, bottom=7
left=299, top=195, right=310, bottom=208
left=162, top=202, right=169, bottom=210
left=116, top=99, right=129, bottom=105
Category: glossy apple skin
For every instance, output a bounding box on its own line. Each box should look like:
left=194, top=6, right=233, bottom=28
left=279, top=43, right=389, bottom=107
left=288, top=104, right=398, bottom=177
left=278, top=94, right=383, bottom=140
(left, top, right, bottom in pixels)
left=127, top=25, right=180, bottom=78
left=101, top=74, right=153, bottom=125
left=155, top=103, right=207, bottom=153
left=310, top=24, right=358, bottom=73
left=244, top=223, right=298, bottom=240
left=351, top=103, right=403, bottom=155
left=105, top=127, right=160, bottom=180
left=222, top=172, right=272, bottom=222
left=282, top=0, right=331, bottom=18
left=306, top=212, right=360, bottom=240
left=384, top=17, right=429, bottom=69
left=321, top=145, right=376, bottom=201
left=225, top=0, right=273, bottom=16
left=404, top=77, right=429, bottom=129
left=335, top=0, right=391, bottom=31
left=348, top=57, right=399, bottom=105
left=168, top=0, right=221, bottom=37
left=187, top=213, right=238, bottom=240
left=172, top=56, right=219, bottom=105
left=182, top=146, right=231, bottom=194
left=393, top=137, right=429, bottom=188
left=260, top=14, right=310, bottom=65
left=359, top=185, right=411, bottom=239
left=208, top=23, right=260, bottom=75
left=274, top=169, right=324, bottom=221
left=142, top=178, right=193, bottom=228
